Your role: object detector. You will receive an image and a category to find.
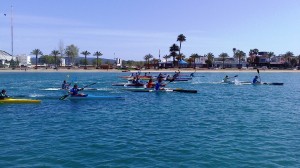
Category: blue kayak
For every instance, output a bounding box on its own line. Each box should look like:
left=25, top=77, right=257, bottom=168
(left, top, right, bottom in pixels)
left=68, top=94, right=125, bottom=100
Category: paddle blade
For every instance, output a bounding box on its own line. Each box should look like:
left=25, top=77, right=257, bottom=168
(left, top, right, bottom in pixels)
left=59, top=94, right=69, bottom=100
left=173, top=89, right=198, bottom=93
left=257, top=69, right=260, bottom=74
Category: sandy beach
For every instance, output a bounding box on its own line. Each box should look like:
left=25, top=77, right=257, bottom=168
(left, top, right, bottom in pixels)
left=0, top=67, right=299, bottom=73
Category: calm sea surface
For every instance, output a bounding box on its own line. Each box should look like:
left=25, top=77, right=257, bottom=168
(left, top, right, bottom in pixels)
left=1, top=71, right=300, bottom=167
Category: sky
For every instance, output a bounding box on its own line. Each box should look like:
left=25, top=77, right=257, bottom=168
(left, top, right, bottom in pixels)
left=1, top=0, right=300, bottom=61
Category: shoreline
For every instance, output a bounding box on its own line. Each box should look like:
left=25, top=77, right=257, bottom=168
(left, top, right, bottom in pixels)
left=0, top=68, right=299, bottom=73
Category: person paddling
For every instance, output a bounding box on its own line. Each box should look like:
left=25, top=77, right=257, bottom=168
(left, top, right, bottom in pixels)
left=0, top=89, right=9, bottom=99
left=61, top=80, right=70, bottom=89
left=146, top=78, right=155, bottom=88
left=223, top=75, right=230, bottom=83
left=69, top=84, right=84, bottom=96
left=155, top=77, right=164, bottom=91
left=252, top=75, right=260, bottom=84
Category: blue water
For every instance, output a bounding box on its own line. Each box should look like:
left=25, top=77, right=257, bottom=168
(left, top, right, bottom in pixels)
left=1, top=71, right=300, bottom=167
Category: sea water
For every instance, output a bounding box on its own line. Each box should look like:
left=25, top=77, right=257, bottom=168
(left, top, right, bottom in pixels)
left=0, top=72, right=300, bottom=167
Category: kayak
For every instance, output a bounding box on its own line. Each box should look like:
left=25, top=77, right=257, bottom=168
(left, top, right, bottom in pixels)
left=0, top=98, right=41, bottom=104
left=220, top=81, right=283, bottom=85
left=41, top=88, right=103, bottom=91
left=123, top=88, right=198, bottom=93
left=68, top=94, right=125, bottom=100
left=255, top=82, right=284, bottom=85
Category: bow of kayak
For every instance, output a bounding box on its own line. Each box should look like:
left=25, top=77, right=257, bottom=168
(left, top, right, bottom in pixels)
left=0, top=98, right=41, bottom=104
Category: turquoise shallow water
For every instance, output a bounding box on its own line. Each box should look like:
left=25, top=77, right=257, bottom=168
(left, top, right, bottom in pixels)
left=1, top=72, right=300, bottom=167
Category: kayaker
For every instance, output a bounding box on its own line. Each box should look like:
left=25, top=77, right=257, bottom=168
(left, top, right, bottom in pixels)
left=223, top=75, right=230, bottom=83
left=146, top=78, right=155, bottom=88
left=61, top=80, right=70, bottom=89
left=69, top=84, right=84, bottom=96
left=252, top=76, right=260, bottom=84
left=0, top=89, right=9, bottom=99
left=155, top=77, right=164, bottom=91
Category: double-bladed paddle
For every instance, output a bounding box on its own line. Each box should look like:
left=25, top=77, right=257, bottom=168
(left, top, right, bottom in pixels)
left=257, top=69, right=261, bottom=82
left=59, top=82, right=97, bottom=100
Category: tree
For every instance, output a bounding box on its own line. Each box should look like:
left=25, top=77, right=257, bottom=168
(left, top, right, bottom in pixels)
left=267, top=52, right=275, bottom=68
left=51, top=50, right=60, bottom=69
left=144, top=54, right=153, bottom=69
left=284, top=51, right=293, bottom=66
left=206, top=52, right=214, bottom=68
left=177, top=34, right=186, bottom=56
left=31, top=49, right=43, bottom=69
left=81, top=50, right=91, bottom=69
left=169, top=44, right=179, bottom=67
left=93, top=51, right=103, bottom=69
left=232, top=48, right=236, bottom=58
left=65, top=44, right=79, bottom=66
left=40, top=55, right=55, bottom=65
left=219, top=53, right=229, bottom=69
left=235, top=50, right=246, bottom=68
left=163, top=54, right=171, bottom=63
left=190, top=53, right=200, bottom=69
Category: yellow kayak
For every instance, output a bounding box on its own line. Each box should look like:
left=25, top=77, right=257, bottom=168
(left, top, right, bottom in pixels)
left=0, top=98, right=41, bottom=104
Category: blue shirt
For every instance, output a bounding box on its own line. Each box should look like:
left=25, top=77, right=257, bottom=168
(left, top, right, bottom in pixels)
left=253, top=78, right=259, bottom=83
left=69, top=88, right=81, bottom=95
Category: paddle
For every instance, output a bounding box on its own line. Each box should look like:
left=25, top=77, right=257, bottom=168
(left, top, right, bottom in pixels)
left=172, top=88, right=197, bottom=93
left=59, top=82, right=97, bottom=100
left=257, top=69, right=261, bottom=82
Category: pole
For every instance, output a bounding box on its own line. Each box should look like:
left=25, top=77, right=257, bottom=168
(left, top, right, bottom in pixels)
left=10, top=5, right=14, bottom=57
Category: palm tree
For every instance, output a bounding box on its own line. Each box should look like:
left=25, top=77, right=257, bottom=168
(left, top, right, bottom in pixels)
left=284, top=51, right=293, bottom=66
left=177, top=34, right=186, bottom=56
left=169, top=44, right=179, bottom=67
left=190, top=53, right=200, bottom=69
left=206, top=52, right=214, bottom=68
left=81, top=50, right=91, bottom=69
left=93, top=51, right=103, bottom=69
left=31, top=49, right=43, bottom=69
left=219, top=53, right=229, bottom=69
left=144, top=54, right=153, bottom=69
left=235, top=50, right=246, bottom=68
left=232, top=48, right=236, bottom=58
left=163, top=54, right=171, bottom=63
left=267, top=52, right=275, bottom=68
left=51, top=50, right=60, bottom=69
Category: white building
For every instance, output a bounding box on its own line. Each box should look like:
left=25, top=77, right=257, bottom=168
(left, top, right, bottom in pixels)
left=116, top=58, right=122, bottom=67
left=15, top=54, right=32, bottom=67
left=60, top=58, right=66, bottom=66
left=0, top=50, right=13, bottom=67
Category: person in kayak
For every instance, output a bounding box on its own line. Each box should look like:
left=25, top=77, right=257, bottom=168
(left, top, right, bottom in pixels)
left=146, top=78, right=155, bottom=88
left=223, top=75, right=230, bottom=83
left=69, top=84, right=84, bottom=96
left=0, top=89, right=9, bottom=99
left=61, top=80, right=70, bottom=89
left=155, top=77, right=164, bottom=91
left=252, top=76, right=260, bottom=84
